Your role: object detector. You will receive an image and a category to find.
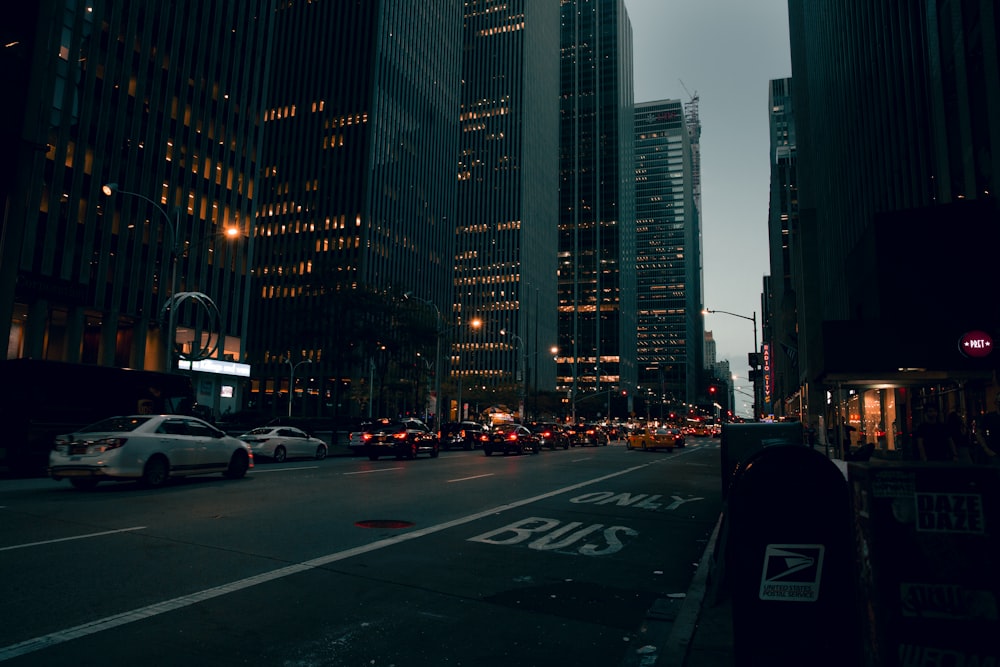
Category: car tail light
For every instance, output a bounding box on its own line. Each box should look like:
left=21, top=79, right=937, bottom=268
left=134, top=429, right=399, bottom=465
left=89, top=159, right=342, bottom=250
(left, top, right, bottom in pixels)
left=393, top=431, right=408, bottom=440
left=507, top=432, right=518, bottom=441
left=361, top=433, right=373, bottom=442
left=89, top=437, right=128, bottom=453
left=542, top=430, right=552, bottom=438
left=459, top=429, right=466, bottom=438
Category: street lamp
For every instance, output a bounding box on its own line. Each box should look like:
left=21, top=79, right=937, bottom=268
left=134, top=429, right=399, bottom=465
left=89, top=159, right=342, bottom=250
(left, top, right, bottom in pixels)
left=285, top=356, right=313, bottom=417
left=103, top=183, right=241, bottom=372
left=103, top=183, right=181, bottom=373
left=500, top=329, right=526, bottom=420
left=704, top=308, right=759, bottom=421
left=404, top=292, right=444, bottom=426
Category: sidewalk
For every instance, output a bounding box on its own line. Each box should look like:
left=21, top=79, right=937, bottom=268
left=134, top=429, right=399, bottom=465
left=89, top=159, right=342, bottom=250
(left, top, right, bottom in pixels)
left=619, top=512, right=733, bottom=667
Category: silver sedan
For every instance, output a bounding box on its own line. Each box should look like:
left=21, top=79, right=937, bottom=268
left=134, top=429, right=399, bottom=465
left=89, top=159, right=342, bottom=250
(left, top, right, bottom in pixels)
left=238, top=425, right=328, bottom=462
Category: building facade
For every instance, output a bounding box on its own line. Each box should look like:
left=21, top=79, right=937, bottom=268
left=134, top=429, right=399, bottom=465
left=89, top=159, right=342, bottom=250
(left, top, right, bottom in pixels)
left=557, top=0, right=637, bottom=419
left=249, top=1, right=462, bottom=420
left=634, top=99, right=704, bottom=410
left=763, top=77, right=799, bottom=421
left=452, top=1, right=560, bottom=421
left=1, top=1, right=271, bottom=416
left=788, top=1, right=1000, bottom=455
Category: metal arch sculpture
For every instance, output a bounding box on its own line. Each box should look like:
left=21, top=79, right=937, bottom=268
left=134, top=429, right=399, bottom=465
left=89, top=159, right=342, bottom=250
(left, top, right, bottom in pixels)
left=160, top=291, right=222, bottom=362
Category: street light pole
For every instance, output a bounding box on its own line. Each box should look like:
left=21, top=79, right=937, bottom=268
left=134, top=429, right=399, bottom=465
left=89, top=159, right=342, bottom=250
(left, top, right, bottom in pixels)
left=103, top=183, right=180, bottom=373
left=704, top=308, right=759, bottom=421
left=285, top=356, right=313, bottom=417
left=404, top=293, right=444, bottom=426
left=501, top=329, right=526, bottom=421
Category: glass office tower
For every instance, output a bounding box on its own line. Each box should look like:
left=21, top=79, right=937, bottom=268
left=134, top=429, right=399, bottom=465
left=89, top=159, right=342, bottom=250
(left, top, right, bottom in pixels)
left=634, top=99, right=704, bottom=409
left=250, top=2, right=462, bottom=419
left=453, top=1, right=560, bottom=420
left=558, top=0, right=636, bottom=419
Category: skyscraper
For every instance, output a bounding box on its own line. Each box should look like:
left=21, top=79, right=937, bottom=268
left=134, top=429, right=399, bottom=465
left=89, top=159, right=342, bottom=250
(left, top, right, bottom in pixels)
left=763, top=77, right=798, bottom=419
left=250, top=2, right=462, bottom=418
left=1, top=1, right=270, bottom=414
left=634, top=99, right=704, bottom=409
left=558, top=0, right=636, bottom=418
left=788, top=1, right=1000, bottom=455
left=452, top=1, right=560, bottom=420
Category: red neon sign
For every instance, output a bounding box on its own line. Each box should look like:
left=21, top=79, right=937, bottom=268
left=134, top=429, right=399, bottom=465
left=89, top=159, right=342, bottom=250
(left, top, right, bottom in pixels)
left=959, top=331, right=993, bottom=358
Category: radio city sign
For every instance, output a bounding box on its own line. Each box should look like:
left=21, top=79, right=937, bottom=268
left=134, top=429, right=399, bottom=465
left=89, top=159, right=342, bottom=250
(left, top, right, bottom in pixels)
left=958, top=331, right=993, bottom=359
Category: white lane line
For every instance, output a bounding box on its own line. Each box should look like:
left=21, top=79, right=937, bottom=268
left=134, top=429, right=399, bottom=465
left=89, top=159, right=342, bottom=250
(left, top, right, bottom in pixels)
left=0, top=461, right=658, bottom=662
left=250, top=466, right=318, bottom=474
left=0, top=527, right=147, bottom=553
left=342, top=467, right=404, bottom=475
left=447, top=473, right=495, bottom=483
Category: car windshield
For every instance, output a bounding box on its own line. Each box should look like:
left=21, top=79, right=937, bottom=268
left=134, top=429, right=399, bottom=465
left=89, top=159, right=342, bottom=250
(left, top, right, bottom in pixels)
left=366, top=422, right=405, bottom=433
left=79, top=416, right=150, bottom=433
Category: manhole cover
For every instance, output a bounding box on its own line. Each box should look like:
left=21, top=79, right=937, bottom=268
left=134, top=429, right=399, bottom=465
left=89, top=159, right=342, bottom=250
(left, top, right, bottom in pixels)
left=355, top=519, right=414, bottom=529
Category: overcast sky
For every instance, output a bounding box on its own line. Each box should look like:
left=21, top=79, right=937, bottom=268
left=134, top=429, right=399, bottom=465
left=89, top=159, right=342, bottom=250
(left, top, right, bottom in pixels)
left=625, top=0, right=792, bottom=414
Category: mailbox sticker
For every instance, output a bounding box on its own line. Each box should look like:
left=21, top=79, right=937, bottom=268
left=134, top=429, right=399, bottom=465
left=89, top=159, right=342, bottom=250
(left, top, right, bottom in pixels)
left=759, top=544, right=825, bottom=602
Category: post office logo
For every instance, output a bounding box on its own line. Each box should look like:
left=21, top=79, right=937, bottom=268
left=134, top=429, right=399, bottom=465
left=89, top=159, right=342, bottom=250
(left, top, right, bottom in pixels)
left=759, top=544, right=825, bottom=602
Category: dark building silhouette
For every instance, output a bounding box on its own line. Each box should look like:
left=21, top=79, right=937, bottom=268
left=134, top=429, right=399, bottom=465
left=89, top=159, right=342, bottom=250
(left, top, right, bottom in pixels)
left=1, top=1, right=271, bottom=415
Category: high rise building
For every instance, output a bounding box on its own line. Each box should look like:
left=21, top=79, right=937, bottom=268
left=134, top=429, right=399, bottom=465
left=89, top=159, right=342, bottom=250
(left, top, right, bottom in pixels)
left=1, top=1, right=271, bottom=415
left=634, top=99, right=704, bottom=409
left=788, top=1, right=1000, bottom=454
left=558, top=0, right=636, bottom=418
left=763, top=77, right=798, bottom=419
left=452, top=1, right=560, bottom=421
left=250, top=2, right=462, bottom=419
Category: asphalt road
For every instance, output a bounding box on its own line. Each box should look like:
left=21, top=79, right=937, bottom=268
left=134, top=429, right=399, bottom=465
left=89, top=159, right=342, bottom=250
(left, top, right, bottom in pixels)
left=0, top=438, right=723, bottom=666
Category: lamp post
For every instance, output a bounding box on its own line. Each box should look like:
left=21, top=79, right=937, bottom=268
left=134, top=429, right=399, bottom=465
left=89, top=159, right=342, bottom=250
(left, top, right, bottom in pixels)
left=285, top=356, right=313, bottom=417
left=103, top=183, right=180, bottom=373
left=404, top=293, right=444, bottom=426
left=500, top=329, right=526, bottom=420
left=704, top=308, right=759, bottom=421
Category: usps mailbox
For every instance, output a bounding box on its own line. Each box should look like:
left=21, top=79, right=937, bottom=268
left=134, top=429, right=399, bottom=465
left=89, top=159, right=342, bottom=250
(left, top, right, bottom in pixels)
left=726, top=444, right=860, bottom=667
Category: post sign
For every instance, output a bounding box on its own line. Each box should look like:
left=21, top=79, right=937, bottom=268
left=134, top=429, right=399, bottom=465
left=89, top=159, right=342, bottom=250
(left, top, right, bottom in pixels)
left=958, top=330, right=993, bottom=358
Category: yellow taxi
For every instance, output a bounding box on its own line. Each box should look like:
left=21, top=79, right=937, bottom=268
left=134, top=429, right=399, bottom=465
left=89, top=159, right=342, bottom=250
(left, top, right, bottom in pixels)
left=626, top=425, right=685, bottom=451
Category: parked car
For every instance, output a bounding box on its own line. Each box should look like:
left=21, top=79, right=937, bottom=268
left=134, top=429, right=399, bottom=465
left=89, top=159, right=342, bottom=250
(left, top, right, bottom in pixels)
left=238, top=425, right=328, bottom=462
left=438, top=421, right=489, bottom=450
left=528, top=422, right=570, bottom=449
left=627, top=426, right=685, bottom=452
left=481, top=423, right=541, bottom=456
left=49, top=414, right=253, bottom=490
left=569, top=423, right=610, bottom=446
left=362, top=419, right=439, bottom=460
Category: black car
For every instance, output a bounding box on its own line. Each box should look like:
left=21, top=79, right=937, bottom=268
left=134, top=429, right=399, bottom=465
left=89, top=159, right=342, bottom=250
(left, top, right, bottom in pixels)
left=568, top=423, right=610, bottom=446
left=529, top=422, right=570, bottom=449
left=362, top=419, right=439, bottom=461
left=438, top=421, right=488, bottom=450
left=481, top=423, right=541, bottom=456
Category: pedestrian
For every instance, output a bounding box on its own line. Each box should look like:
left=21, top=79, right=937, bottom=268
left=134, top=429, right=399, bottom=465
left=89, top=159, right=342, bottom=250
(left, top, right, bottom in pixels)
left=916, top=404, right=957, bottom=462
left=945, top=410, right=973, bottom=464
left=973, top=393, right=1000, bottom=465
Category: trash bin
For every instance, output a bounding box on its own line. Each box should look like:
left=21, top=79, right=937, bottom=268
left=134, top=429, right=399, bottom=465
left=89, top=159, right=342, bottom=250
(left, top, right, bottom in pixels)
left=726, top=444, right=860, bottom=667
left=848, top=462, right=1000, bottom=666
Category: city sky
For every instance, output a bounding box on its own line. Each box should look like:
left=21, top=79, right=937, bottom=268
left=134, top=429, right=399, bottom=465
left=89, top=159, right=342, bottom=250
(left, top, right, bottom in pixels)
left=626, top=0, right=792, bottom=414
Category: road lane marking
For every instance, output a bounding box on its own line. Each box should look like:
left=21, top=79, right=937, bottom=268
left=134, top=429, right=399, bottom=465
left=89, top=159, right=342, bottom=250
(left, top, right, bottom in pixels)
left=0, top=460, right=659, bottom=662
left=250, top=466, right=318, bottom=474
left=342, top=467, right=404, bottom=475
left=0, top=527, right=147, bottom=552
left=447, top=473, right=495, bottom=483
